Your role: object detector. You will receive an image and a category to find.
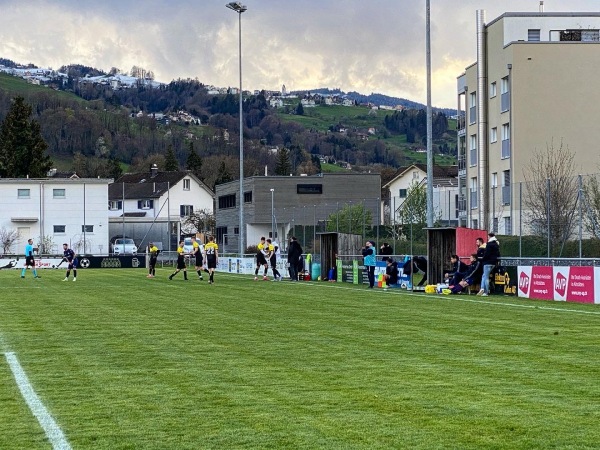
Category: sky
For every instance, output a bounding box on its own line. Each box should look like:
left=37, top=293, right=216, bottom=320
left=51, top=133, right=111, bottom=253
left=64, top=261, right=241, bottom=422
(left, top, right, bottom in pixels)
left=0, top=0, right=598, bottom=108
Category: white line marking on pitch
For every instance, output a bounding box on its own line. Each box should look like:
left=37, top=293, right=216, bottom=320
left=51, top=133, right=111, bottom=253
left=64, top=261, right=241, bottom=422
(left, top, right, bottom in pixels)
left=4, top=352, right=72, bottom=450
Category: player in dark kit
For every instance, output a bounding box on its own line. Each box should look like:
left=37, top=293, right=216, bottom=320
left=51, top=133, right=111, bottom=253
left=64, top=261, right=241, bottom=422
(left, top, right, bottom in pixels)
left=62, top=243, right=78, bottom=281
left=169, top=240, right=188, bottom=280
left=204, top=236, right=219, bottom=284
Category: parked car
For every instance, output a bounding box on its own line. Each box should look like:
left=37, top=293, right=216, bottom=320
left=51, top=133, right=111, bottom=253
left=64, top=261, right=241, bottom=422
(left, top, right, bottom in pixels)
left=112, top=238, right=138, bottom=255
left=183, top=237, right=194, bottom=254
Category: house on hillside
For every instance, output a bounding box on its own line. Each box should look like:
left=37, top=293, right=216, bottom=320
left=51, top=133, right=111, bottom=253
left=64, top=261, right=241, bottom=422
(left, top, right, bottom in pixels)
left=383, top=164, right=459, bottom=227
left=108, top=165, right=214, bottom=251
left=0, top=177, right=111, bottom=255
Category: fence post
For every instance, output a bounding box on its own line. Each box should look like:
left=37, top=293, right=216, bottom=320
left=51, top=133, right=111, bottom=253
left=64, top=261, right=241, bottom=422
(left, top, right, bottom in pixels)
left=547, top=178, right=551, bottom=257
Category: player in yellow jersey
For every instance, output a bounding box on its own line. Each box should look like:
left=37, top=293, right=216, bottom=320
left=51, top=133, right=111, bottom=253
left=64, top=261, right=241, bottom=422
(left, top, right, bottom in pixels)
left=191, top=236, right=208, bottom=280
left=147, top=242, right=160, bottom=278
left=169, top=240, right=188, bottom=281
left=254, top=236, right=269, bottom=280
left=204, top=236, right=219, bottom=284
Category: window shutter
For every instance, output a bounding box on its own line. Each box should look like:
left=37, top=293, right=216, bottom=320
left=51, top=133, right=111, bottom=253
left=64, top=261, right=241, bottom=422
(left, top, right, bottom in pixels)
left=149, top=200, right=154, bottom=209
left=180, top=205, right=185, bottom=216
left=137, top=200, right=142, bottom=209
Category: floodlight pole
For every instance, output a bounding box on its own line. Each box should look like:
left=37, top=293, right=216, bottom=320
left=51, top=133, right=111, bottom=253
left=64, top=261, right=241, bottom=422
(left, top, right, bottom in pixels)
left=226, top=1, right=247, bottom=255
left=426, top=0, right=434, bottom=227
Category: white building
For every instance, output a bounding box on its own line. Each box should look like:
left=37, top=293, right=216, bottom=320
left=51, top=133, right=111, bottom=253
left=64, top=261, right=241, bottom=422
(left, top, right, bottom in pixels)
left=108, top=166, right=214, bottom=250
left=383, top=164, right=459, bottom=226
left=0, top=177, right=111, bottom=255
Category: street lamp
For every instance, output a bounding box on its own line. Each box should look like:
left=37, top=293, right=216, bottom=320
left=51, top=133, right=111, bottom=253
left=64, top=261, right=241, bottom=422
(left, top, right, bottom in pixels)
left=270, top=188, right=275, bottom=240
left=226, top=1, right=247, bottom=255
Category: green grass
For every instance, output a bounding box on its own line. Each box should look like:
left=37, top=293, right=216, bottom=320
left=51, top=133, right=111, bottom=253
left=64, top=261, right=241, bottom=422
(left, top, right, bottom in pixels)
left=0, top=73, right=85, bottom=103
left=1, top=269, right=599, bottom=449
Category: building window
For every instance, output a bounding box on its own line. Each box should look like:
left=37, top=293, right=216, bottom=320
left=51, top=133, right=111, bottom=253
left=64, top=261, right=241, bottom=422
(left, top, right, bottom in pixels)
left=491, top=172, right=498, bottom=189
left=216, top=226, right=227, bottom=244
left=183, top=179, right=191, bottom=191
left=469, top=92, right=477, bottom=124
left=490, top=127, right=497, bottom=143
left=297, top=184, right=323, bottom=194
left=412, top=171, right=419, bottom=180
left=234, top=227, right=239, bottom=235
left=138, top=199, right=154, bottom=210
left=469, top=134, right=477, bottom=166
left=504, top=217, right=512, bottom=235
left=53, top=225, right=66, bottom=233
left=490, top=82, right=497, bottom=98
left=218, top=194, right=236, bottom=209
left=502, top=170, right=511, bottom=205
left=501, top=123, right=510, bottom=159
left=108, top=200, right=122, bottom=211
left=492, top=217, right=499, bottom=234
left=82, top=225, right=94, bottom=233
left=560, top=29, right=600, bottom=42
left=18, top=189, right=30, bottom=199
left=180, top=205, right=193, bottom=216
left=399, top=189, right=407, bottom=198
left=501, top=77, right=510, bottom=112
left=53, top=188, right=66, bottom=199
left=470, top=177, right=478, bottom=209
left=244, top=191, right=253, bottom=203
left=528, top=29, right=541, bottom=41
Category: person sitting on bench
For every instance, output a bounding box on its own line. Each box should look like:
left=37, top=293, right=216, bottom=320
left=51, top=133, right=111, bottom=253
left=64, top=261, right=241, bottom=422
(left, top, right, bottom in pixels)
left=444, top=254, right=468, bottom=286
left=448, top=253, right=481, bottom=294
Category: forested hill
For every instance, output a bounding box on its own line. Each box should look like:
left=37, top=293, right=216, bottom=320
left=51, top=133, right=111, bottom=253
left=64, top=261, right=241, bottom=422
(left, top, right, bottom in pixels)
left=0, top=71, right=456, bottom=189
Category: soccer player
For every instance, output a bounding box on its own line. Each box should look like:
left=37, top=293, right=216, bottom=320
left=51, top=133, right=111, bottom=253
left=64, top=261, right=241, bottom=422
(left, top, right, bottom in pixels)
left=147, top=242, right=160, bottom=278
left=169, top=240, right=188, bottom=281
left=62, top=243, right=78, bottom=281
left=254, top=236, right=269, bottom=281
left=266, top=238, right=282, bottom=281
left=204, top=236, right=219, bottom=284
left=191, top=236, right=208, bottom=281
left=21, top=238, right=40, bottom=279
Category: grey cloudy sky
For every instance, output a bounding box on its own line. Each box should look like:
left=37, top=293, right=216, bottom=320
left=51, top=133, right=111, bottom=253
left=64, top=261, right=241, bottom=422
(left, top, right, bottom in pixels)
left=0, top=0, right=597, bottom=107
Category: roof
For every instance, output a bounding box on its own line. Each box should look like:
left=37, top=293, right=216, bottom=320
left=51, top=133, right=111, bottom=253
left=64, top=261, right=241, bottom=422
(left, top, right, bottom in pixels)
left=109, top=170, right=214, bottom=200
left=383, top=164, right=458, bottom=189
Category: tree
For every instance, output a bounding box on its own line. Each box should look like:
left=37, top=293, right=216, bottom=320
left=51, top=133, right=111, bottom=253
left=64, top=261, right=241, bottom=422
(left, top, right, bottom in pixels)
left=326, top=203, right=372, bottom=235
left=392, top=181, right=429, bottom=241
left=0, top=96, right=53, bottom=177
left=522, top=140, right=578, bottom=248
left=165, top=145, right=179, bottom=171
left=181, top=209, right=216, bottom=236
left=213, top=161, right=233, bottom=189
left=186, top=142, right=202, bottom=178
left=582, top=174, right=600, bottom=239
left=0, top=227, right=21, bottom=254
left=296, top=102, right=304, bottom=116
left=275, top=148, right=292, bottom=175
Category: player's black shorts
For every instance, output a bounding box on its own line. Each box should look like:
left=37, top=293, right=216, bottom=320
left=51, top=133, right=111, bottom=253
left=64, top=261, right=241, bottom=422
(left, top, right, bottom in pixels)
left=256, top=253, right=267, bottom=265
left=207, top=257, right=217, bottom=269
left=68, top=258, right=78, bottom=269
left=177, top=257, right=186, bottom=270
left=26, top=256, right=35, bottom=267
left=195, top=254, right=203, bottom=267
left=149, top=257, right=157, bottom=267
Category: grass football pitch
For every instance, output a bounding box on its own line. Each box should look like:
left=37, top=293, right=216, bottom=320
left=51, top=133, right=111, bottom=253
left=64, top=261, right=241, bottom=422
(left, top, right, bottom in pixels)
left=0, top=269, right=599, bottom=449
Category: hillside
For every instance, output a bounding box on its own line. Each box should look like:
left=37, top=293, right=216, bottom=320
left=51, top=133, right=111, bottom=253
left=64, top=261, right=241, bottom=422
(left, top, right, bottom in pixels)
left=0, top=71, right=457, bottom=187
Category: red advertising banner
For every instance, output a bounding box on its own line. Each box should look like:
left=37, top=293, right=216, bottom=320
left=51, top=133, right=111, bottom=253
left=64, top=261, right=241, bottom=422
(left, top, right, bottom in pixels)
left=518, top=266, right=599, bottom=304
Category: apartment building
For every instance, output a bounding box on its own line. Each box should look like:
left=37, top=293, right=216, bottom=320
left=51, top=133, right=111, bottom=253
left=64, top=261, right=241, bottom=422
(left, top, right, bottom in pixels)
left=456, top=11, right=600, bottom=234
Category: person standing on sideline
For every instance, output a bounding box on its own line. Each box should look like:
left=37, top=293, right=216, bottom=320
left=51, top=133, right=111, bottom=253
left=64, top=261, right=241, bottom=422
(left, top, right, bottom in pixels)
left=254, top=237, right=269, bottom=281
left=147, top=242, right=159, bottom=278
left=169, top=240, right=188, bottom=281
left=204, top=236, right=219, bottom=284
left=379, top=242, right=393, bottom=260
left=21, top=238, right=40, bottom=279
left=191, top=236, right=207, bottom=280
left=361, top=240, right=377, bottom=288
left=287, top=236, right=303, bottom=281
left=479, top=232, right=500, bottom=296
left=266, top=238, right=282, bottom=281
left=62, top=243, right=78, bottom=281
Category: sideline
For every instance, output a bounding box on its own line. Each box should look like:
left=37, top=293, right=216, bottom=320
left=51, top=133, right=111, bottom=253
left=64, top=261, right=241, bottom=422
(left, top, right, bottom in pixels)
left=218, top=273, right=600, bottom=316
left=3, top=351, right=72, bottom=450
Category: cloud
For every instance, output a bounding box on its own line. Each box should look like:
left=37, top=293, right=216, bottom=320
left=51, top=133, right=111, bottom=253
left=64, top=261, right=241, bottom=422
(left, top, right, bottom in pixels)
left=0, top=0, right=598, bottom=108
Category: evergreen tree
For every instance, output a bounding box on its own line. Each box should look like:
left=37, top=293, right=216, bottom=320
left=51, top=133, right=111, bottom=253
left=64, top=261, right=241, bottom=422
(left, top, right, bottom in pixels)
left=108, top=156, right=123, bottom=180
left=296, top=102, right=304, bottom=116
left=185, top=142, right=202, bottom=178
left=165, top=145, right=179, bottom=171
left=0, top=96, right=53, bottom=177
left=213, top=161, right=233, bottom=189
left=275, top=148, right=292, bottom=175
